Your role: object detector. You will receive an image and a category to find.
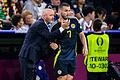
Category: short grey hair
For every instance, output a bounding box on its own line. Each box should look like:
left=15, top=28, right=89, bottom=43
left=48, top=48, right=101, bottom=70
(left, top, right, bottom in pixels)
left=42, top=8, right=54, bottom=17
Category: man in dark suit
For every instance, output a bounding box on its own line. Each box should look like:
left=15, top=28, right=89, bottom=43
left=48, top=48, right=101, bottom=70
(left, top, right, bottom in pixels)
left=19, top=9, right=68, bottom=80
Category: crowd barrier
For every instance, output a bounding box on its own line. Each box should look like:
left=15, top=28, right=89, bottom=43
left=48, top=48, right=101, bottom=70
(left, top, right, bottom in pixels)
left=0, top=30, right=119, bottom=80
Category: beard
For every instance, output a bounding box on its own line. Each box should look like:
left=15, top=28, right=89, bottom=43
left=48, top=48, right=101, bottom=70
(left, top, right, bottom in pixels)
left=61, top=14, right=68, bottom=20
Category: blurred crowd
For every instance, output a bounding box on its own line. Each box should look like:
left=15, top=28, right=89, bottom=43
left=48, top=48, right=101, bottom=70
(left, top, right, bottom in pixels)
left=0, top=0, right=120, bottom=32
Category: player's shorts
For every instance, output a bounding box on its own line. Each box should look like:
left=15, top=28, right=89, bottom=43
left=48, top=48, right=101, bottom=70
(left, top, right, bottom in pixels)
left=54, top=59, right=76, bottom=78
left=36, top=60, right=48, bottom=80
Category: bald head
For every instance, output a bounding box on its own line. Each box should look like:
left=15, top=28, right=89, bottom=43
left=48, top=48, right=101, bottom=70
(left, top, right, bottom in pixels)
left=42, top=9, right=55, bottom=24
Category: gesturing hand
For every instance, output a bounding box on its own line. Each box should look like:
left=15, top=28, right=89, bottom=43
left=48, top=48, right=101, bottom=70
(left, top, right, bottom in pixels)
left=61, top=19, right=70, bottom=29
left=50, top=42, right=58, bottom=50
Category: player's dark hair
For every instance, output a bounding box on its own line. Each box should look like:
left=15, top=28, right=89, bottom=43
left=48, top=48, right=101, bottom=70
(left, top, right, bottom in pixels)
left=59, top=3, right=70, bottom=10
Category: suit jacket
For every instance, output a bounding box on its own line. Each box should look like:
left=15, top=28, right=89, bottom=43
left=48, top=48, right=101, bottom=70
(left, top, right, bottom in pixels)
left=19, top=19, right=61, bottom=63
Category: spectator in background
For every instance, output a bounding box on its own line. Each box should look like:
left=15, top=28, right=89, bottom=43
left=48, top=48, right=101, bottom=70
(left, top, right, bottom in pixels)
left=85, top=0, right=94, bottom=7
left=0, top=19, right=13, bottom=30
left=46, top=0, right=61, bottom=13
left=110, top=13, right=120, bottom=30
left=79, top=6, right=95, bottom=31
left=112, top=0, right=120, bottom=14
left=17, top=0, right=27, bottom=9
left=95, top=7, right=112, bottom=30
left=22, top=10, right=36, bottom=33
left=111, top=0, right=120, bottom=30
left=93, top=0, right=112, bottom=15
left=11, top=0, right=23, bottom=14
left=61, top=0, right=73, bottom=6
left=0, top=0, right=7, bottom=20
left=72, top=0, right=86, bottom=19
left=23, top=0, right=46, bottom=19
left=0, top=0, right=22, bottom=30
left=46, top=0, right=61, bottom=21
left=69, top=9, right=75, bottom=17
left=90, top=0, right=120, bottom=30
left=7, top=0, right=22, bottom=17
left=11, top=14, right=26, bottom=32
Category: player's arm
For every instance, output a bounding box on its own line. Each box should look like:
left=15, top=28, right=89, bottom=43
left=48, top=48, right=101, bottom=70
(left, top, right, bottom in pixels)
left=79, top=32, right=88, bottom=56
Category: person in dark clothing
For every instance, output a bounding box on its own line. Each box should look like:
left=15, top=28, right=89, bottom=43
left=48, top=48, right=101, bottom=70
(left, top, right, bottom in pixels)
left=19, top=8, right=68, bottom=80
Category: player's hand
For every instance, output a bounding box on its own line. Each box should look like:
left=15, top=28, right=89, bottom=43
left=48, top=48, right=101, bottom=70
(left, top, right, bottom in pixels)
left=82, top=47, right=88, bottom=56
left=50, top=42, right=58, bottom=50
left=61, top=19, right=70, bottom=29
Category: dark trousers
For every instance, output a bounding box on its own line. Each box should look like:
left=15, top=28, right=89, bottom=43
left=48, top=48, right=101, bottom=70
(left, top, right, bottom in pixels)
left=19, top=57, right=36, bottom=80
